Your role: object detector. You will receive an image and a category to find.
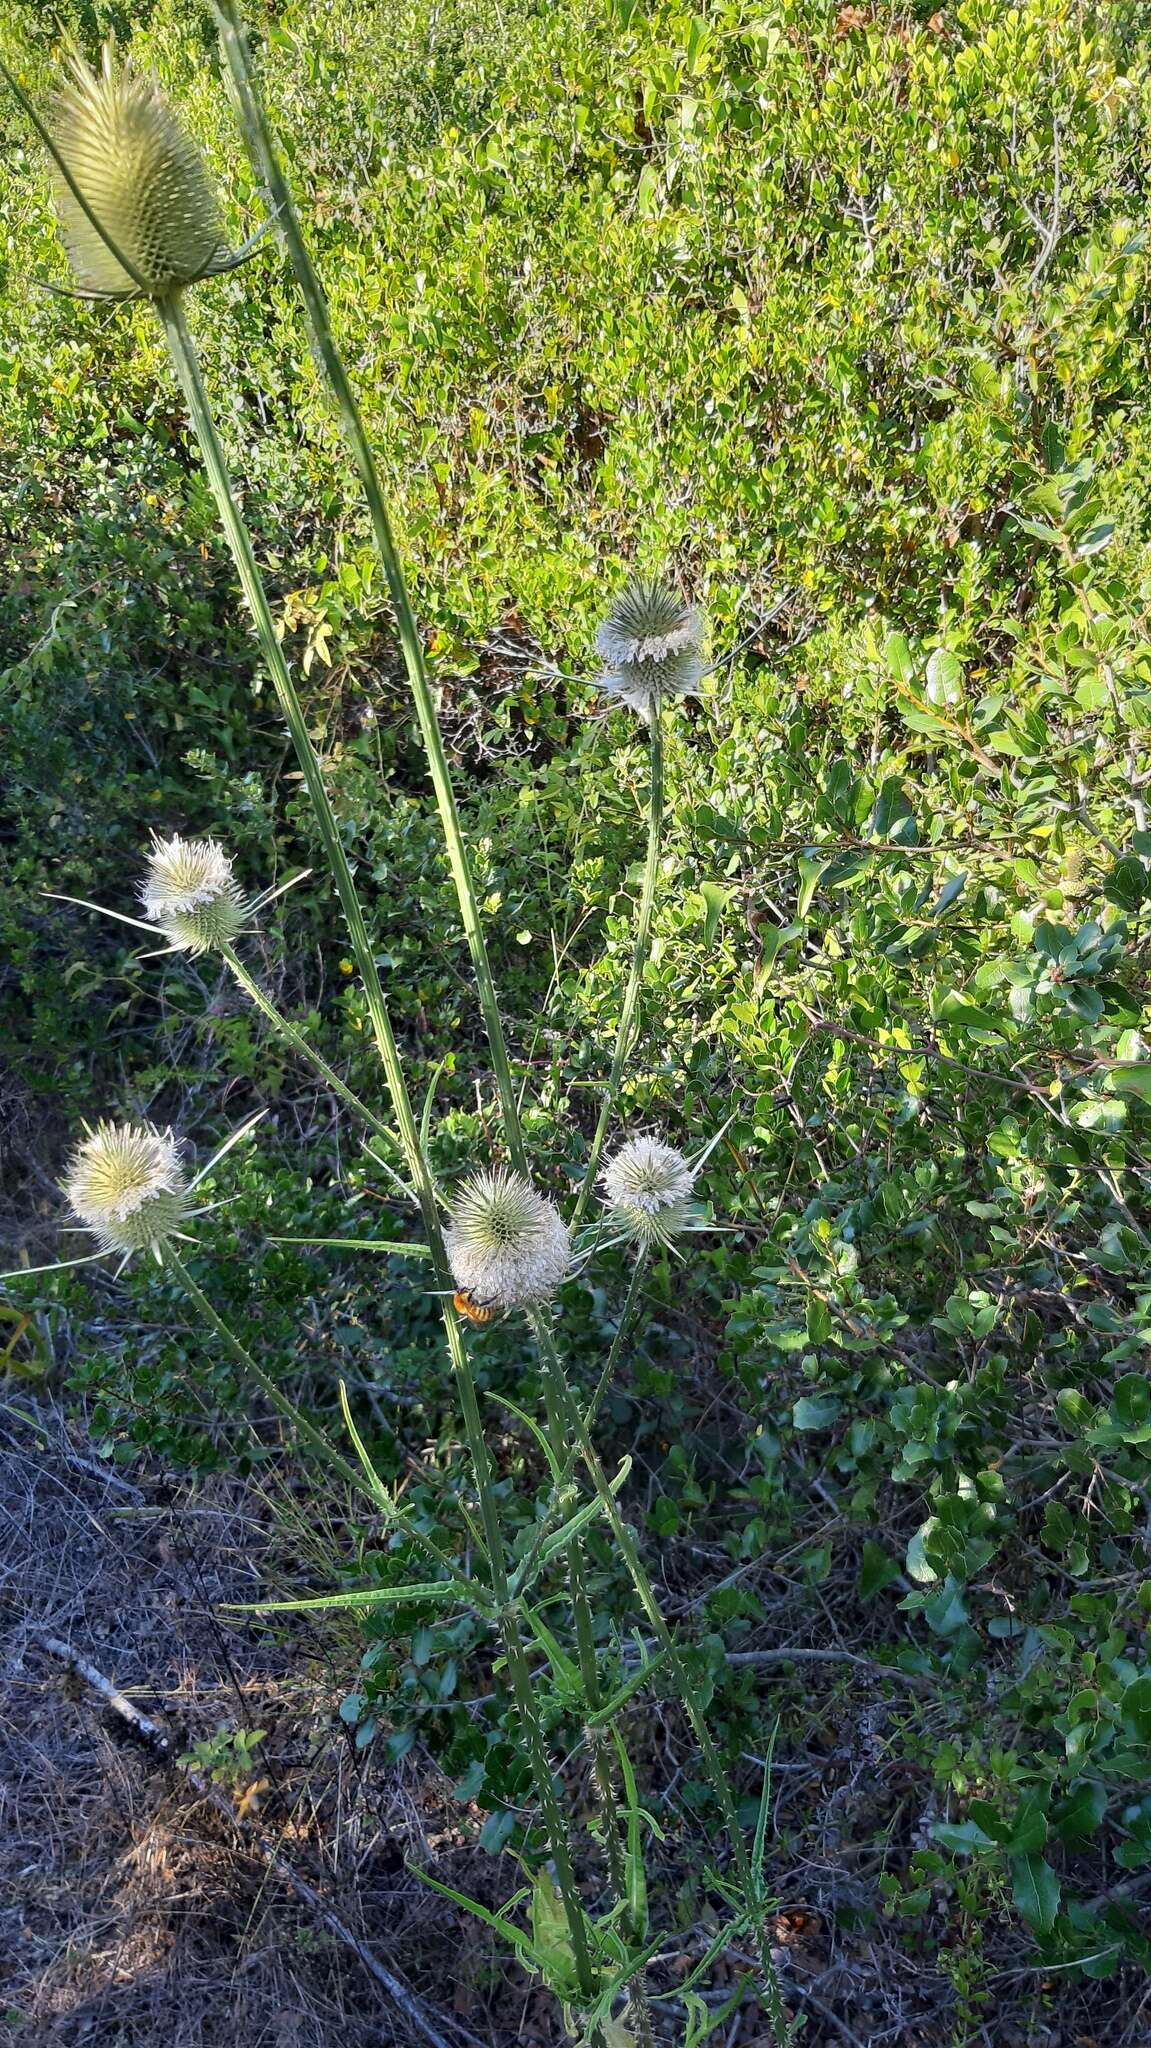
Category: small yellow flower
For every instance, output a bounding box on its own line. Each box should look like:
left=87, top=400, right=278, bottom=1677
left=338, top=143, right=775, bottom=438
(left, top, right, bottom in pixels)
left=338, top=959, right=354, bottom=976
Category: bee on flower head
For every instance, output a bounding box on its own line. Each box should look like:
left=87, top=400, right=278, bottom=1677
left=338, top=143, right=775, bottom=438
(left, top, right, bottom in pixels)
left=452, top=1288, right=499, bottom=1325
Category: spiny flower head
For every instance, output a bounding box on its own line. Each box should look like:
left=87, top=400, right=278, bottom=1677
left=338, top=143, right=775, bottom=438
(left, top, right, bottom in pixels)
left=141, top=833, right=247, bottom=955
left=600, top=1135, right=698, bottom=1249
left=596, top=574, right=705, bottom=719
left=64, top=1120, right=188, bottom=1256
left=596, top=576, right=701, bottom=668
left=446, top=1168, right=571, bottom=1310
left=598, top=647, right=704, bottom=717
left=49, top=48, right=227, bottom=299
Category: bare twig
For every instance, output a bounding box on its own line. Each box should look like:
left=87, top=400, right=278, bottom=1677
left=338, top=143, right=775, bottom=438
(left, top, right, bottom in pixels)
left=1027, top=116, right=1062, bottom=294
left=725, top=1646, right=935, bottom=1695
left=29, top=1629, right=481, bottom=2048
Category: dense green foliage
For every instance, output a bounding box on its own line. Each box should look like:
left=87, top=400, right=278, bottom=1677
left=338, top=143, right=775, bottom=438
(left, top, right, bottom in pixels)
left=6, top=0, right=1151, bottom=2027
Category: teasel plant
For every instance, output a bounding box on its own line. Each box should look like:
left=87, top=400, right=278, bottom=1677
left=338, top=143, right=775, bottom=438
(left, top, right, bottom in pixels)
left=203, top=0, right=779, bottom=2003
left=2, top=39, right=620, bottom=2018
left=204, top=21, right=792, bottom=2031
left=3, top=27, right=794, bottom=2044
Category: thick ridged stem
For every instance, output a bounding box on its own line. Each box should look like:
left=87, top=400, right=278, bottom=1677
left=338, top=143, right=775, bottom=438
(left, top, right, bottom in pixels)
left=572, top=713, right=665, bottom=1227
left=530, top=1314, right=623, bottom=1901
left=219, top=942, right=397, bottom=1148
left=210, top=0, right=528, bottom=1179
left=158, top=294, right=593, bottom=2000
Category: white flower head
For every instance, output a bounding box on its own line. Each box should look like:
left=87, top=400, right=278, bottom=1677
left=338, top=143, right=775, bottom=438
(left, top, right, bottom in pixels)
left=49, top=48, right=231, bottom=300
left=596, top=574, right=705, bottom=720
left=596, top=576, right=701, bottom=668
left=600, top=1135, right=699, bottom=1249
left=64, top=1120, right=188, bottom=1256
left=141, top=833, right=247, bottom=955
left=446, top=1168, right=571, bottom=1309
left=598, top=648, right=705, bottom=719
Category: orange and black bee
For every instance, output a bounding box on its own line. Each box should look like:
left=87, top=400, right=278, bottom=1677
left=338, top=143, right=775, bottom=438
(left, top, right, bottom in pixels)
left=452, top=1289, right=498, bottom=1325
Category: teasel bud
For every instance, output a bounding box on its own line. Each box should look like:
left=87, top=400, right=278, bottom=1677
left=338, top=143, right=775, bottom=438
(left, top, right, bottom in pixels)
left=446, top=1168, right=572, bottom=1309
left=47, top=48, right=237, bottom=300
left=600, top=1135, right=699, bottom=1250
left=141, top=833, right=248, bottom=955
left=65, top=1120, right=189, bottom=1257
left=596, top=574, right=705, bottom=718
left=1061, top=844, right=1088, bottom=901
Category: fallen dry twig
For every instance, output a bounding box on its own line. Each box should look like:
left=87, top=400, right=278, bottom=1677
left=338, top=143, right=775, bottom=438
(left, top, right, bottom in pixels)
left=30, top=1627, right=481, bottom=2048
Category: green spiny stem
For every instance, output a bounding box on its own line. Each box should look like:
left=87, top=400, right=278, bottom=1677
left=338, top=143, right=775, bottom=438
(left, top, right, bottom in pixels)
left=587, top=1722, right=628, bottom=1908
left=572, top=712, right=665, bottom=1228
left=219, top=943, right=398, bottom=1150
left=167, top=1248, right=365, bottom=1499
left=159, top=293, right=594, bottom=1995
left=626, top=1978, right=657, bottom=2048
left=158, top=296, right=436, bottom=1238
left=510, top=1257, right=647, bottom=1601
left=210, top=0, right=528, bottom=1178
left=528, top=1294, right=637, bottom=1921
left=541, top=1347, right=793, bottom=2044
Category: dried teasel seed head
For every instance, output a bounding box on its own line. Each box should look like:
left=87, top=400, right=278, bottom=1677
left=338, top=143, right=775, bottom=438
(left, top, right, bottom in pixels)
left=600, top=1135, right=699, bottom=1249
left=49, top=48, right=227, bottom=298
left=64, top=1120, right=188, bottom=1255
left=446, top=1168, right=571, bottom=1309
left=141, top=833, right=248, bottom=955
left=596, top=574, right=705, bottom=719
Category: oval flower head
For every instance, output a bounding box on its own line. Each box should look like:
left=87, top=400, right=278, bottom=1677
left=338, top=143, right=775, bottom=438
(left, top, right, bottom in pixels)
left=446, top=1168, right=571, bottom=1311
left=65, top=1120, right=188, bottom=1258
left=47, top=48, right=243, bottom=300
left=600, top=1135, right=700, bottom=1251
left=596, top=574, right=705, bottom=720
left=141, top=833, right=248, bottom=955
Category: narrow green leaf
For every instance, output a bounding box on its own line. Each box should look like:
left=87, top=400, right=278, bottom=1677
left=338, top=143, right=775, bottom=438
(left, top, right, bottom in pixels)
left=523, top=1602, right=583, bottom=1692
left=611, top=1725, right=649, bottom=1941
left=587, top=1643, right=674, bottom=1725
left=413, top=1865, right=536, bottom=1961
left=419, top=1056, right=449, bottom=1156
left=269, top=1236, right=431, bottom=1257
left=486, top=1391, right=562, bottom=1483
left=338, top=1378, right=392, bottom=1512
left=230, top=1578, right=477, bottom=1614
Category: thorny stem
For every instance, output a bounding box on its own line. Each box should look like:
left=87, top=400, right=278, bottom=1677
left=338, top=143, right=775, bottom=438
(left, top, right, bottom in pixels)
left=158, top=293, right=595, bottom=2003
left=572, top=712, right=666, bottom=1227
left=512, top=1257, right=649, bottom=1598
left=219, top=942, right=396, bottom=1148
left=166, top=1249, right=361, bottom=1497
left=533, top=1316, right=627, bottom=1912
left=210, top=0, right=529, bottom=1180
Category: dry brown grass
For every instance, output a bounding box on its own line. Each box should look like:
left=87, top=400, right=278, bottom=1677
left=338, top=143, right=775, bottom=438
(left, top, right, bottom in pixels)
left=0, top=1395, right=495, bottom=2046
left=3, top=1391, right=1150, bottom=2048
